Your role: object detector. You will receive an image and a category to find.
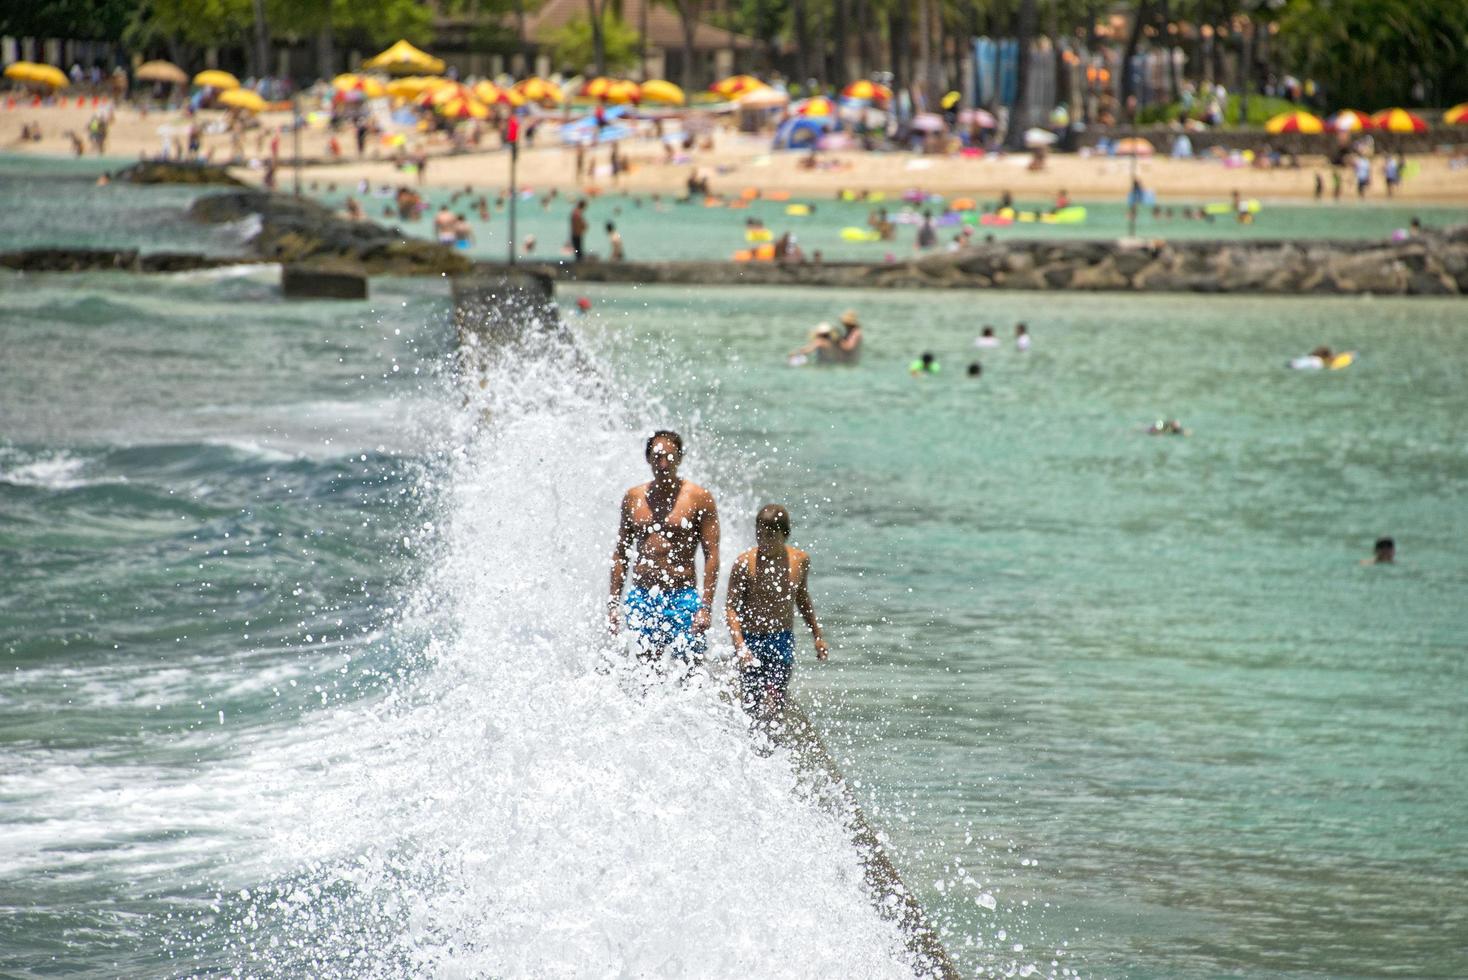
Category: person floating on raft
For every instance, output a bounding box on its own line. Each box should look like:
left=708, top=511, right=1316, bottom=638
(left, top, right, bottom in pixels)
left=1288, top=345, right=1355, bottom=370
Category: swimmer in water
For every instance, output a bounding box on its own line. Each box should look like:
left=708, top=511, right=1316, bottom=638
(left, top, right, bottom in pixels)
left=1361, top=536, right=1395, bottom=565
left=609, top=431, right=720, bottom=667
left=726, top=504, right=828, bottom=714
left=909, top=351, right=940, bottom=376
left=974, top=326, right=999, bottom=348
left=1147, top=419, right=1189, bottom=435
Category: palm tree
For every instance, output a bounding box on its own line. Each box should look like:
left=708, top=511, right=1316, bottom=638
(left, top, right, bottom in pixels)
left=1003, top=0, right=1037, bottom=149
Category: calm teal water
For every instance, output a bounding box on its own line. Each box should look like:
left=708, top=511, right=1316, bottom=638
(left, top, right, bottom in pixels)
left=2, top=163, right=1467, bottom=978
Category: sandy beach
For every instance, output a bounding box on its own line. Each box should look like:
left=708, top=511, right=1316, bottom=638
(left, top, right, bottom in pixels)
left=6, top=101, right=1468, bottom=205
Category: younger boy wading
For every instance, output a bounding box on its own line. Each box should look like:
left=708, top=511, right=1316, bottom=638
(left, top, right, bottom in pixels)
left=726, top=505, right=829, bottom=712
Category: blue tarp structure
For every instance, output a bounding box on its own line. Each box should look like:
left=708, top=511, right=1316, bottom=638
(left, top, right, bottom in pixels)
left=772, top=116, right=835, bottom=149
left=972, top=38, right=1019, bottom=108
left=559, top=105, right=634, bottom=144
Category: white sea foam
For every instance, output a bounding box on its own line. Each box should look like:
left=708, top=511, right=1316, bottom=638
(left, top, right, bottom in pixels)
left=220, top=321, right=917, bottom=974
left=0, top=316, right=925, bottom=976
left=0, top=451, right=122, bottom=490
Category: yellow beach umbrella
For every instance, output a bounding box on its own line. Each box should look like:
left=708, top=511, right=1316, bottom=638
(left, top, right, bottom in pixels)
left=473, top=80, right=503, bottom=105
left=794, top=96, right=836, bottom=117
left=1327, top=109, right=1375, bottom=133
left=736, top=85, right=788, bottom=109
left=135, top=60, right=188, bottom=85
left=3, top=61, right=39, bottom=82
left=362, top=39, right=444, bottom=76
left=513, top=77, right=565, bottom=106
left=386, top=76, right=438, bottom=100
left=193, top=69, right=240, bottom=90
left=1265, top=111, right=1325, bottom=134
left=11, top=63, right=70, bottom=88
left=639, top=79, right=685, bottom=106
left=604, top=79, right=641, bottom=104
left=1441, top=103, right=1468, bottom=126
left=217, top=88, right=267, bottom=112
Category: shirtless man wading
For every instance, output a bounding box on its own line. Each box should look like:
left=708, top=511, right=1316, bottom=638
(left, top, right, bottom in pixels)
left=609, top=430, right=720, bottom=662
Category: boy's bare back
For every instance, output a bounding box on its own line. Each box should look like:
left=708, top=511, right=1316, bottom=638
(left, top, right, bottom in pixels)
left=728, top=545, right=808, bottom=634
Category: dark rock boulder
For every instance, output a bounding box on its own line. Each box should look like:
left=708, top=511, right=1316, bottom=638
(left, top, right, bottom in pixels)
left=113, top=161, right=245, bottom=186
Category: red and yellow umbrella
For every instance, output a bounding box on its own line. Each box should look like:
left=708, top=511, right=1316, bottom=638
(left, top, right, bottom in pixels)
left=513, top=77, right=564, bottom=106
left=1327, top=109, right=1374, bottom=132
left=603, top=79, right=641, bottom=104
left=436, top=95, right=489, bottom=120
left=473, top=80, right=503, bottom=105
left=419, top=82, right=473, bottom=108
left=638, top=79, right=684, bottom=106
left=793, top=96, right=837, bottom=118
left=1265, top=110, right=1324, bottom=134
left=1442, top=103, right=1468, bottom=126
left=332, top=73, right=386, bottom=99
left=580, top=76, right=616, bottom=100
left=711, top=74, right=763, bottom=98
left=1370, top=108, right=1428, bottom=133
left=841, top=80, right=892, bottom=105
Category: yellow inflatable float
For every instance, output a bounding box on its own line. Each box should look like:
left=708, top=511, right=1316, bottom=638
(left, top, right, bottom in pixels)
left=785, top=203, right=812, bottom=216
left=840, top=227, right=881, bottom=242
left=745, top=228, right=774, bottom=243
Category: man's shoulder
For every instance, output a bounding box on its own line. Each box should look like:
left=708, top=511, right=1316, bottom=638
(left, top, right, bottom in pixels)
left=790, top=546, right=811, bottom=567
left=681, top=479, right=716, bottom=505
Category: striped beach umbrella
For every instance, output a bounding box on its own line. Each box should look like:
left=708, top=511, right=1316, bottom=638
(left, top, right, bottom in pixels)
left=711, top=74, right=763, bottom=98
left=638, top=79, right=685, bottom=106
left=513, top=77, right=565, bottom=106
left=580, top=76, right=615, bottom=100
left=1265, top=110, right=1325, bottom=134
left=604, top=79, right=641, bottom=104
left=332, top=73, right=386, bottom=99
left=193, top=69, right=240, bottom=90
left=793, top=96, right=837, bottom=118
left=436, top=95, right=489, bottom=120
left=1442, top=103, right=1468, bottom=126
left=472, top=80, right=504, bottom=105
left=1370, top=108, right=1428, bottom=133
left=840, top=80, right=893, bottom=106
left=1327, top=109, right=1374, bottom=132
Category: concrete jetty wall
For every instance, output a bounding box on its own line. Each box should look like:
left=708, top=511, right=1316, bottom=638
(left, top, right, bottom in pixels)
left=519, top=227, right=1468, bottom=297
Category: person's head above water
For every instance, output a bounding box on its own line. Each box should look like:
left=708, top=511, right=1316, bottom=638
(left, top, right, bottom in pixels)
left=921, top=352, right=936, bottom=366
left=1016, top=322, right=1028, bottom=335
left=1374, top=537, right=1395, bottom=563
left=967, top=362, right=982, bottom=377
left=755, top=503, right=791, bottom=543
left=981, top=326, right=995, bottom=337
left=645, top=430, right=684, bottom=477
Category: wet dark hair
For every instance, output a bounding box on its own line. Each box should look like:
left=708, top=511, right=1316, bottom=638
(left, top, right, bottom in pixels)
left=756, top=503, right=791, bottom=537
left=645, top=430, right=683, bottom=460
left=967, top=362, right=982, bottom=376
left=1375, top=537, right=1394, bottom=551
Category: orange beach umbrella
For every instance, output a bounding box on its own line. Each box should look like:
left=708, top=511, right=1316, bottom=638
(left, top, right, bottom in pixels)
left=603, top=79, right=641, bottom=104
left=1441, top=103, right=1468, bottom=126
left=1370, top=108, right=1428, bottom=133
left=1265, top=110, right=1324, bottom=134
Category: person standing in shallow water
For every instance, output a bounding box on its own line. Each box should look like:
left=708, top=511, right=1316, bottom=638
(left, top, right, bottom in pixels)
left=726, top=504, right=828, bottom=713
left=609, top=431, right=720, bottom=665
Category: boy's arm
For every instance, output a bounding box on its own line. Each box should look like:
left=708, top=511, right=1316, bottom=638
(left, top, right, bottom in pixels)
left=794, top=554, right=829, bottom=661
left=725, top=559, right=752, bottom=665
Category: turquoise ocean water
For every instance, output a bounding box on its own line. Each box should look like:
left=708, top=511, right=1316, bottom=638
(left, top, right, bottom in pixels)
left=2, top=158, right=1467, bottom=978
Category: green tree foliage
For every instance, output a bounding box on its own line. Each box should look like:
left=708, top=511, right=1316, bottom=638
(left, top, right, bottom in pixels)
left=547, top=13, right=640, bottom=73
left=1275, top=0, right=1468, bottom=106
left=0, top=0, right=136, bottom=41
